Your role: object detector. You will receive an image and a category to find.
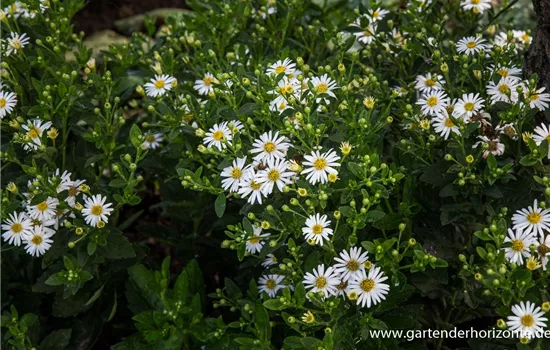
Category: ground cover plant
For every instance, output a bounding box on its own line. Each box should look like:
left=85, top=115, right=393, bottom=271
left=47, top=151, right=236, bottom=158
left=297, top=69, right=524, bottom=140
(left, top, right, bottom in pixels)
left=1, top=0, right=550, bottom=349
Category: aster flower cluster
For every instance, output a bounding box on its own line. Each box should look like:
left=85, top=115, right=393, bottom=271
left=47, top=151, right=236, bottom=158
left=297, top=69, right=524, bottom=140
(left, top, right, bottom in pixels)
left=2, top=170, right=113, bottom=257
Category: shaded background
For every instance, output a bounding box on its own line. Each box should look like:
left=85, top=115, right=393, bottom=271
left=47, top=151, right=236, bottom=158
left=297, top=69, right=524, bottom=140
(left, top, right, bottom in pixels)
left=73, top=0, right=188, bottom=35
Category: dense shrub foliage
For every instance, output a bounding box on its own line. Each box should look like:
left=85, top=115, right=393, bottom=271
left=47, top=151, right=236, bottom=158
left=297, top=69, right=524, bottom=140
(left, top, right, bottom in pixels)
left=1, top=0, right=550, bottom=349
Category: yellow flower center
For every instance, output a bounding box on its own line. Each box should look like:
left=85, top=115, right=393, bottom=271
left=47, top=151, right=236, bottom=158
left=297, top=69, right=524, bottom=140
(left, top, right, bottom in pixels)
left=373, top=10, right=380, bottom=17
left=471, top=0, right=480, bottom=4
left=314, top=276, right=327, bottom=289
left=363, top=31, right=372, bottom=37
left=521, top=315, right=534, bottom=327
left=522, top=34, right=531, bottom=44
left=313, top=158, right=327, bottom=170
left=512, top=239, right=525, bottom=252
left=498, top=84, right=510, bottom=94
left=425, top=79, right=436, bottom=87
left=91, top=205, right=103, bottom=216
left=0, top=98, right=6, bottom=108
left=312, top=224, right=324, bottom=235
left=537, top=244, right=550, bottom=255
left=464, top=102, right=475, bottom=111
left=212, top=130, right=224, bottom=141
left=36, top=201, right=48, bottom=212
left=317, top=83, right=328, bottom=94
left=264, top=142, right=276, bottom=153
left=527, top=212, right=542, bottom=224
left=231, top=168, right=242, bottom=179
left=265, top=278, right=276, bottom=290
left=427, top=96, right=438, bottom=107
left=466, top=41, right=477, bottom=49
left=28, top=127, right=40, bottom=139
left=248, top=236, right=260, bottom=244
left=146, top=135, right=156, bottom=142
left=31, top=235, right=43, bottom=245
left=11, top=223, right=22, bottom=233
left=203, top=76, right=214, bottom=86
left=444, top=118, right=455, bottom=128
left=497, top=69, right=508, bottom=77
left=154, top=80, right=165, bottom=89
left=275, top=66, right=286, bottom=74
left=526, top=259, right=539, bottom=271
left=360, top=279, right=375, bottom=292
left=346, top=259, right=360, bottom=271
left=267, top=169, right=280, bottom=182
left=250, top=180, right=262, bottom=191
left=68, top=186, right=78, bottom=197
left=529, top=94, right=539, bottom=101
left=11, top=39, right=21, bottom=50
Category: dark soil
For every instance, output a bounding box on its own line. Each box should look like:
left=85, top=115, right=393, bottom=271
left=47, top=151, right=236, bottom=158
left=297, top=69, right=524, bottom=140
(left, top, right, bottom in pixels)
left=73, top=0, right=188, bottom=36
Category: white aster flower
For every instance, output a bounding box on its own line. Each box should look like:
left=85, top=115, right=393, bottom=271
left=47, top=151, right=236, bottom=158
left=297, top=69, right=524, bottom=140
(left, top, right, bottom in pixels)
left=417, top=90, right=450, bottom=117
left=453, top=93, right=485, bottom=121
left=142, top=133, right=163, bottom=150
left=203, top=122, right=232, bottom=151
left=353, top=24, right=377, bottom=45
left=26, top=197, right=59, bottom=221
left=533, top=124, right=550, bottom=159
left=301, top=149, right=341, bottom=185
left=503, top=228, right=537, bottom=265
left=6, top=32, right=30, bottom=56
left=82, top=194, right=114, bottom=227
left=310, top=74, right=338, bottom=103
left=221, top=157, right=250, bottom=193
left=487, top=77, right=519, bottom=104
left=262, top=253, right=278, bottom=268
left=367, top=8, right=390, bottom=22
left=460, top=0, right=491, bottom=13
left=266, top=58, right=296, bottom=76
left=349, top=265, right=390, bottom=308
left=193, top=72, right=218, bottom=96
left=21, top=119, right=52, bottom=152
left=64, top=179, right=86, bottom=207
left=250, top=131, right=291, bottom=163
left=513, top=30, right=531, bottom=47
left=512, top=199, right=550, bottom=237
left=414, top=73, right=445, bottom=93
left=527, top=87, right=550, bottom=111
left=473, top=135, right=505, bottom=158
left=302, top=213, right=333, bottom=246
left=23, top=226, right=54, bottom=257
left=0, top=91, right=17, bottom=119
left=269, top=95, right=292, bottom=113
left=303, top=264, right=340, bottom=298
left=456, top=36, right=488, bottom=56
left=431, top=113, right=461, bottom=140
left=258, top=274, right=285, bottom=298
left=257, top=158, right=293, bottom=194
left=2, top=212, right=33, bottom=246
left=490, top=65, right=522, bottom=80
left=507, top=301, right=548, bottom=339
left=245, top=226, right=270, bottom=254
left=144, top=74, right=176, bottom=97
left=238, top=170, right=267, bottom=205
left=333, top=247, right=369, bottom=281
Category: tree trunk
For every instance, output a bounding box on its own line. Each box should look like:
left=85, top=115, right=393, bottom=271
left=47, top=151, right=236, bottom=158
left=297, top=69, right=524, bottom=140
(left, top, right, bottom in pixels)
left=525, top=0, right=550, bottom=90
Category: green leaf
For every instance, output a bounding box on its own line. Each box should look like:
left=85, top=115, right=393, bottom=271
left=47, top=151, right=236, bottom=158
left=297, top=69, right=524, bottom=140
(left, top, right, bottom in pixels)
left=365, top=210, right=385, bottom=222
left=45, top=272, right=65, bottom=286
left=174, top=270, right=189, bottom=302
left=242, top=218, right=254, bottom=235
left=85, top=285, right=105, bottom=306
left=486, top=153, right=497, bottom=170
left=39, top=329, right=72, bottom=350
left=254, top=303, right=271, bottom=341
left=101, top=231, right=136, bottom=259
left=224, top=278, right=242, bottom=299
left=130, top=124, right=143, bottom=149
left=347, top=162, right=364, bottom=179
left=368, top=318, right=388, bottom=330
left=215, top=193, right=226, bottom=218
left=304, top=251, right=320, bottom=272
left=263, top=299, right=283, bottom=310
